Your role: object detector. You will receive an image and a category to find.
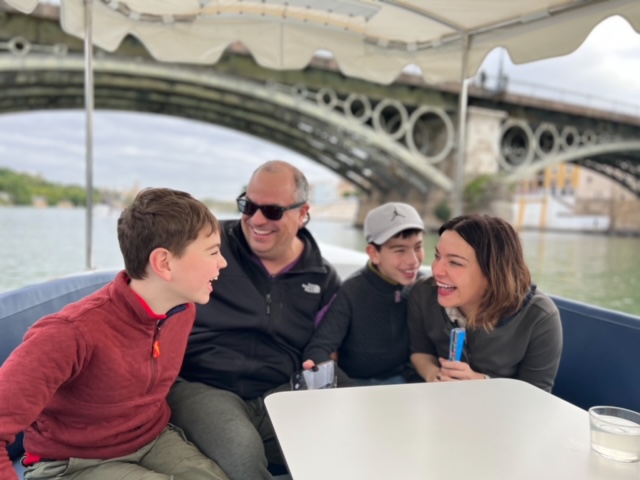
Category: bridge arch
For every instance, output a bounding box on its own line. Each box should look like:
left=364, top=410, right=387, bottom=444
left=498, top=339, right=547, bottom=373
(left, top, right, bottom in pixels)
left=505, top=142, right=640, bottom=195
left=0, top=53, right=454, bottom=197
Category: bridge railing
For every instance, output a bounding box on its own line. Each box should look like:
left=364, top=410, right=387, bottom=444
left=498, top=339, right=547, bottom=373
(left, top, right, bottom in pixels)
left=475, top=74, right=640, bottom=119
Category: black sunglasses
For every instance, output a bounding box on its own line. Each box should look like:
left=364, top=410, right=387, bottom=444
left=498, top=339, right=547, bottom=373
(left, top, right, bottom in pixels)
left=236, top=193, right=305, bottom=221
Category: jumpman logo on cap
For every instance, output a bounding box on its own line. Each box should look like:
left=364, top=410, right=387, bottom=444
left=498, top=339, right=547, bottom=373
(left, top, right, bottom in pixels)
left=390, top=207, right=405, bottom=222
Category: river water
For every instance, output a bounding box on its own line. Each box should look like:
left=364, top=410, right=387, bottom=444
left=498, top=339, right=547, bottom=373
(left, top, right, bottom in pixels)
left=1, top=206, right=639, bottom=316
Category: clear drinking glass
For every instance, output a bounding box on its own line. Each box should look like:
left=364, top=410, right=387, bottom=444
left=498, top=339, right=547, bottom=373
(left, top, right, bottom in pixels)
left=589, top=406, right=640, bottom=462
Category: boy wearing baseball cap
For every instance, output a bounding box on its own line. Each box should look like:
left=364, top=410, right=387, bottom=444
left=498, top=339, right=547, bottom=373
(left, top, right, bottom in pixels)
left=303, top=202, right=425, bottom=385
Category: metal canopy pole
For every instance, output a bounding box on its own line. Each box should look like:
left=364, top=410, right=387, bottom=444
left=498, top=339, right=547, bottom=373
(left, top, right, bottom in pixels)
left=83, top=0, right=94, bottom=270
left=453, top=34, right=470, bottom=218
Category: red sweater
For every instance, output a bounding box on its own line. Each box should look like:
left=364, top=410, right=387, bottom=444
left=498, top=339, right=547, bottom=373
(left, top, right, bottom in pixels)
left=0, top=271, right=194, bottom=480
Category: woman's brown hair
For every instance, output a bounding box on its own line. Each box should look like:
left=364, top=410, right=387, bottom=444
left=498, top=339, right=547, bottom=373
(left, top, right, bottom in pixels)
left=438, top=214, right=531, bottom=330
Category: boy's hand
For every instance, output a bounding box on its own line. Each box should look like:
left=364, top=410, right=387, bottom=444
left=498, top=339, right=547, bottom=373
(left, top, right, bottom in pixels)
left=302, top=359, right=318, bottom=371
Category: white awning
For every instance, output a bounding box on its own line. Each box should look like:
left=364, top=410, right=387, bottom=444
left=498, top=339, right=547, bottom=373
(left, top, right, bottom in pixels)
left=5, top=0, right=640, bottom=85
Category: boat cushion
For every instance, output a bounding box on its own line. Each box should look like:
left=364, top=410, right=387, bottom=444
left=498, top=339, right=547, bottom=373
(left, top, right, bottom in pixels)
left=552, top=295, right=640, bottom=412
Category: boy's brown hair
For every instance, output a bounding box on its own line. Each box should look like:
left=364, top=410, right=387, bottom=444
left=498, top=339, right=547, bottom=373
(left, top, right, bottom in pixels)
left=117, top=188, right=220, bottom=279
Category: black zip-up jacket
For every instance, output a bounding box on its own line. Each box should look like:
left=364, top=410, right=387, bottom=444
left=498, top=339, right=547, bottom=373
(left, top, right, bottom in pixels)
left=180, top=220, right=341, bottom=400
left=303, top=262, right=412, bottom=380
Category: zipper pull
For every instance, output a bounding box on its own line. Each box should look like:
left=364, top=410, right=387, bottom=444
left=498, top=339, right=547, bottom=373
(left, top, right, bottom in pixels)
left=152, top=321, right=163, bottom=358
left=266, top=293, right=271, bottom=315
left=395, top=290, right=402, bottom=303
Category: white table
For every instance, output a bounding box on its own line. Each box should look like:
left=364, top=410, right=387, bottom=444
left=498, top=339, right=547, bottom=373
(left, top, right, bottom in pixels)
left=265, top=379, right=640, bottom=480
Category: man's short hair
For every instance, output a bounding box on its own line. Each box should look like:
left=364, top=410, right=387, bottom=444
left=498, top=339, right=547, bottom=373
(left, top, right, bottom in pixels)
left=251, top=160, right=309, bottom=203
left=117, top=188, right=220, bottom=279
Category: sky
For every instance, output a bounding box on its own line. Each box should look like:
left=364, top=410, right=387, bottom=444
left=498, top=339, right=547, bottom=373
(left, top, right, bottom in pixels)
left=0, top=111, right=335, bottom=201
left=0, top=15, right=638, bottom=201
left=478, top=15, right=640, bottom=116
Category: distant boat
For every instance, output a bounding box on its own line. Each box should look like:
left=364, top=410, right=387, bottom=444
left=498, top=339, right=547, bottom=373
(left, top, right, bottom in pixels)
left=92, top=203, right=120, bottom=217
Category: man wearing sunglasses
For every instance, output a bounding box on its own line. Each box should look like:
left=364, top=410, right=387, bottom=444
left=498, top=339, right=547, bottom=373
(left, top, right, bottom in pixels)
left=169, top=160, right=341, bottom=480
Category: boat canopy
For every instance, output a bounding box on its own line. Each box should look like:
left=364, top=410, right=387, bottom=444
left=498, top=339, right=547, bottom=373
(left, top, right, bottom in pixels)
left=6, top=0, right=640, bottom=85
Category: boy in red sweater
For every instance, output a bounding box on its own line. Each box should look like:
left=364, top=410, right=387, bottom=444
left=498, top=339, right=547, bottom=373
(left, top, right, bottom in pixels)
left=0, top=188, right=229, bottom=480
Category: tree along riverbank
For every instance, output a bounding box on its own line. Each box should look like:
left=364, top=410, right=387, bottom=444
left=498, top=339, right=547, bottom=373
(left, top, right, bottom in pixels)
left=0, top=167, right=106, bottom=207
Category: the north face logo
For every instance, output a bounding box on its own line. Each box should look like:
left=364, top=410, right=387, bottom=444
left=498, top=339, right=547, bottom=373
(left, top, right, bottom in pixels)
left=302, top=283, right=321, bottom=294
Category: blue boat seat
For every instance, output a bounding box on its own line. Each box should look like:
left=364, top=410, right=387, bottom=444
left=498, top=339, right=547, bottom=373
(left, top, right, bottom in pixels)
left=551, top=295, right=640, bottom=412
left=12, top=459, right=24, bottom=478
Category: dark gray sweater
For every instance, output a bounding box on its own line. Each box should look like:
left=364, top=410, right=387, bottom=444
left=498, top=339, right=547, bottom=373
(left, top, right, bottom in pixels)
left=408, top=277, right=563, bottom=392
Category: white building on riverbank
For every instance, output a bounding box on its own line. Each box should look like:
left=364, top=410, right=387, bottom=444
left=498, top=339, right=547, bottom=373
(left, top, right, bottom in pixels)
left=514, top=164, right=639, bottom=233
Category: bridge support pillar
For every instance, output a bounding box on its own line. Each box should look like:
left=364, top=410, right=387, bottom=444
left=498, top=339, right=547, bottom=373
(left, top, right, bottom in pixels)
left=464, top=106, right=507, bottom=177
left=462, top=106, right=515, bottom=221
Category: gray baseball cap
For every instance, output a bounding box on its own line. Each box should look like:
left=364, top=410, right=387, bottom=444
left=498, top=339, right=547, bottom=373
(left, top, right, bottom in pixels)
left=364, top=202, right=425, bottom=245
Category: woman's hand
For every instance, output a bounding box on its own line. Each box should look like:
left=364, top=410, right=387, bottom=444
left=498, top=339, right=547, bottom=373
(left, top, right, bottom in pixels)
left=438, top=358, right=486, bottom=381
left=410, top=353, right=442, bottom=383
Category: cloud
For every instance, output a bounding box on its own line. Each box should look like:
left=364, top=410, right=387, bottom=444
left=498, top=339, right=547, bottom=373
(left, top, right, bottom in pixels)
left=0, top=110, right=340, bottom=200
left=478, top=16, right=640, bottom=115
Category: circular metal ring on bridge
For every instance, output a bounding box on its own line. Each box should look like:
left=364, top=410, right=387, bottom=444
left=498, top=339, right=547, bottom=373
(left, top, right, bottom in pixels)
left=405, top=106, right=454, bottom=164
left=534, top=123, right=560, bottom=157
left=499, top=119, right=535, bottom=170
left=372, top=99, right=408, bottom=140
left=315, top=87, right=339, bottom=110
left=344, top=93, right=372, bottom=123
left=560, top=126, right=580, bottom=151
left=581, top=129, right=598, bottom=146
left=291, top=84, right=309, bottom=100
left=8, top=37, right=32, bottom=56
left=597, top=132, right=614, bottom=144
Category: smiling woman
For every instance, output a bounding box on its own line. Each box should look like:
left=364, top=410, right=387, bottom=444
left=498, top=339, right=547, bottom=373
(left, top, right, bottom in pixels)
left=408, top=214, right=563, bottom=393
